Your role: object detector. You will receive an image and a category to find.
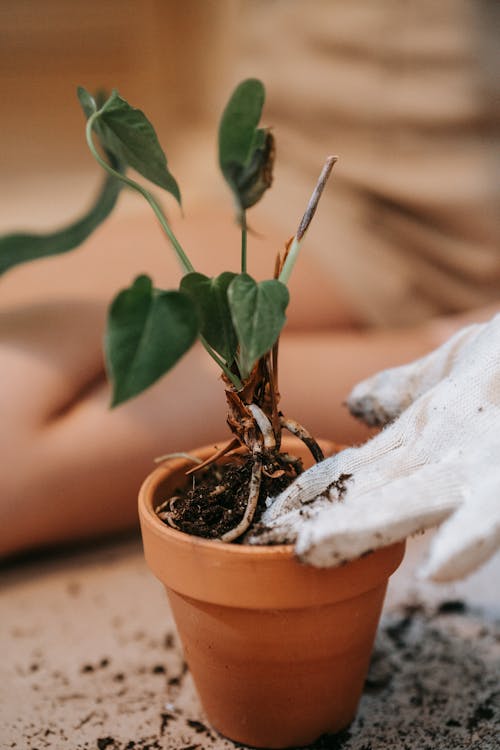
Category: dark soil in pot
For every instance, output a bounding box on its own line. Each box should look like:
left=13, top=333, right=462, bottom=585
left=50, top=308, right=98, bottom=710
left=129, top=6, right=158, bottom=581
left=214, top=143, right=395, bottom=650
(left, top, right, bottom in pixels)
left=155, top=449, right=304, bottom=540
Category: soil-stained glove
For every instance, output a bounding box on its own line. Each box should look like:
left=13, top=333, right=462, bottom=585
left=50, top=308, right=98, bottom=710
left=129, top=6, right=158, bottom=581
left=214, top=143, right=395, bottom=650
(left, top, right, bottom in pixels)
left=249, top=315, right=500, bottom=581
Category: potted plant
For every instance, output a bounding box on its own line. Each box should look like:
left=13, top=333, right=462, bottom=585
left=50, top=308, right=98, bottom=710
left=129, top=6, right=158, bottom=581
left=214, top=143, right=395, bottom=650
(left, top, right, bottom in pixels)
left=1, top=79, right=404, bottom=748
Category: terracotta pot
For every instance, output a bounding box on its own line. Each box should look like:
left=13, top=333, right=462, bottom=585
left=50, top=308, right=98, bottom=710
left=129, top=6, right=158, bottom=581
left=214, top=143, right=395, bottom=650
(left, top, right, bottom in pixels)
left=139, top=438, right=405, bottom=749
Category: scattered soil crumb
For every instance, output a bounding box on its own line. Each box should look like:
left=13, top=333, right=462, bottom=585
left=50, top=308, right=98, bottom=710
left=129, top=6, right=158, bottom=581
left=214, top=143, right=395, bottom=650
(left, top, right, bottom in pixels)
left=467, top=698, right=495, bottom=731
left=160, top=712, right=176, bottom=735
left=6, top=593, right=498, bottom=750
left=437, top=599, right=466, bottom=615
left=305, top=728, right=352, bottom=749
left=186, top=718, right=210, bottom=734
left=321, top=473, right=353, bottom=502
left=168, top=661, right=188, bottom=688
left=164, top=633, right=175, bottom=649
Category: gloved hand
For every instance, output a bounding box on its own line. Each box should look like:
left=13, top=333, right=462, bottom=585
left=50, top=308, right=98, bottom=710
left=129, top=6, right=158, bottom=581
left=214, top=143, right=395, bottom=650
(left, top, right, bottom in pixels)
left=248, top=315, right=500, bottom=581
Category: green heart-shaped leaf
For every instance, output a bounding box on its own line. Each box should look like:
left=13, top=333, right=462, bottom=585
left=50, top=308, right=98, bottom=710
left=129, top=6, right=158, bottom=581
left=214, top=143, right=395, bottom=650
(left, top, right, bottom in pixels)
left=84, top=88, right=181, bottom=205
left=218, top=79, right=273, bottom=211
left=0, top=154, right=124, bottom=275
left=180, top=271, right=238, bottom=364
left=228, top=274, right=289, bottom=379
left=106, top=275, right=198, bottom=406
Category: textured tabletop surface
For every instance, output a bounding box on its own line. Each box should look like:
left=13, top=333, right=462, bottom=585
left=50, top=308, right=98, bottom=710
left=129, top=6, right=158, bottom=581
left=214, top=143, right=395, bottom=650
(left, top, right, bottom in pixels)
left=2, top=533, right=499, bottom=750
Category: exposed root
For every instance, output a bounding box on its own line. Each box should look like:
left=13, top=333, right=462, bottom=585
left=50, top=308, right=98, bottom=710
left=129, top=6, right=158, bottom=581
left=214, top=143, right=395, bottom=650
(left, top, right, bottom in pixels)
left=158, top=512, right=182, bottom=531
left=220, top=453, right=263, bottom=542
left=279, top=415, right=324, bottom=463
left=154, top=451, right=203, bottom=466
left=157, top=496, right=179, bottom=513
left=157, top=496, right=184, bottom=531
left=262, top=466, right=285, bottom=479
left=247, top=403, right=276, bottom=450
left=209, top=484, right=227, bottom=497
left=184, top=438, right=240, bottom=476
left=156, top=390, right=323, bottom=540
left=280, top=452, right=305, bottom=470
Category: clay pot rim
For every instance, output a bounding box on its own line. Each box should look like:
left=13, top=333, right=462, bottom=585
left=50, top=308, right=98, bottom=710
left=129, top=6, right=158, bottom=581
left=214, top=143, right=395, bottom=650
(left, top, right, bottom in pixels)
left=139, top=438, right=405, bottom=609
left=139, top=454, right=296, bottom=559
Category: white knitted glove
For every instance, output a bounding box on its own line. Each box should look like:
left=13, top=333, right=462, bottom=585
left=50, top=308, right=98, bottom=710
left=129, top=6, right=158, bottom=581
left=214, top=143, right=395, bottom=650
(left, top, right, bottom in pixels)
left=249, top=315, right=500, bottom=582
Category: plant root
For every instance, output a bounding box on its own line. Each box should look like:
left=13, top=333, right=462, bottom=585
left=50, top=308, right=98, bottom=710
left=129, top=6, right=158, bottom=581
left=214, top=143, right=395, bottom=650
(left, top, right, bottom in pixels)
left=184, top=438, right=240, bottom=476
left=158, top=512, right=182, bottom=531
left=279, top=416, right=324, bottom=463
left=154, top=451, right=203, bottom=466
left=220, top=453, right=263, bottom=542
left=247, top=403, right=276, bottom=450
left=157, top=496, right=184, bottom=531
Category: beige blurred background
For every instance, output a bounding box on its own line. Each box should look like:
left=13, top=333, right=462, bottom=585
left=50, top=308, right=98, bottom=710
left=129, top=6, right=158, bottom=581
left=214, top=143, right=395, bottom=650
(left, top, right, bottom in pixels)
left=0, top=0, right=237, bottom=226
left=1, top=0, right=498, bottom=327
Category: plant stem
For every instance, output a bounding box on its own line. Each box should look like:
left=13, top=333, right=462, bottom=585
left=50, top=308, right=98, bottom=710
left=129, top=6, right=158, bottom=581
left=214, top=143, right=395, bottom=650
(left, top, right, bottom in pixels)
left=199, top=334, right=243, bottom=390
left=85, top=115, right=194, bottom=275
left=279, top=155, right=337, bottom=285
left=277, top=235, right=301, bottom=286
left=241, top=210, right=247, bottom=273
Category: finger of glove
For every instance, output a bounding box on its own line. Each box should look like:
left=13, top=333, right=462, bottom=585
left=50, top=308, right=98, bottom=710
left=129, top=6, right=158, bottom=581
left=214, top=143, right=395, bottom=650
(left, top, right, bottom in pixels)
left=261, top=430, right=410, bottom=522
left=262, top=393, right=458, bottom=526
left=294, top=462, right=463, bottom=567
left=347, top=322, right=483, bottom=426
left=420, top=479, right=500, bottom=582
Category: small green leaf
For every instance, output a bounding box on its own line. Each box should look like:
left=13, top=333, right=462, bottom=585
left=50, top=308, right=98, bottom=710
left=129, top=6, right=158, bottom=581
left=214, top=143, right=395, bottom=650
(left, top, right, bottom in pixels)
left=218, top=79, right=273, bottom=211
left=92, top=90, right=181, bottom=204
left=180, top=271, right=238, bottom=364
left=234, top=130, right=274, bottom=210
left=219, top=79, right=265, bottom=167
left=0, top=156, right=124, bottom=275
left=106, top=275, right=198, bottom=406
left=77, top=86, right=97, bottom=119
left=228, top=274, right=289, bottom=379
